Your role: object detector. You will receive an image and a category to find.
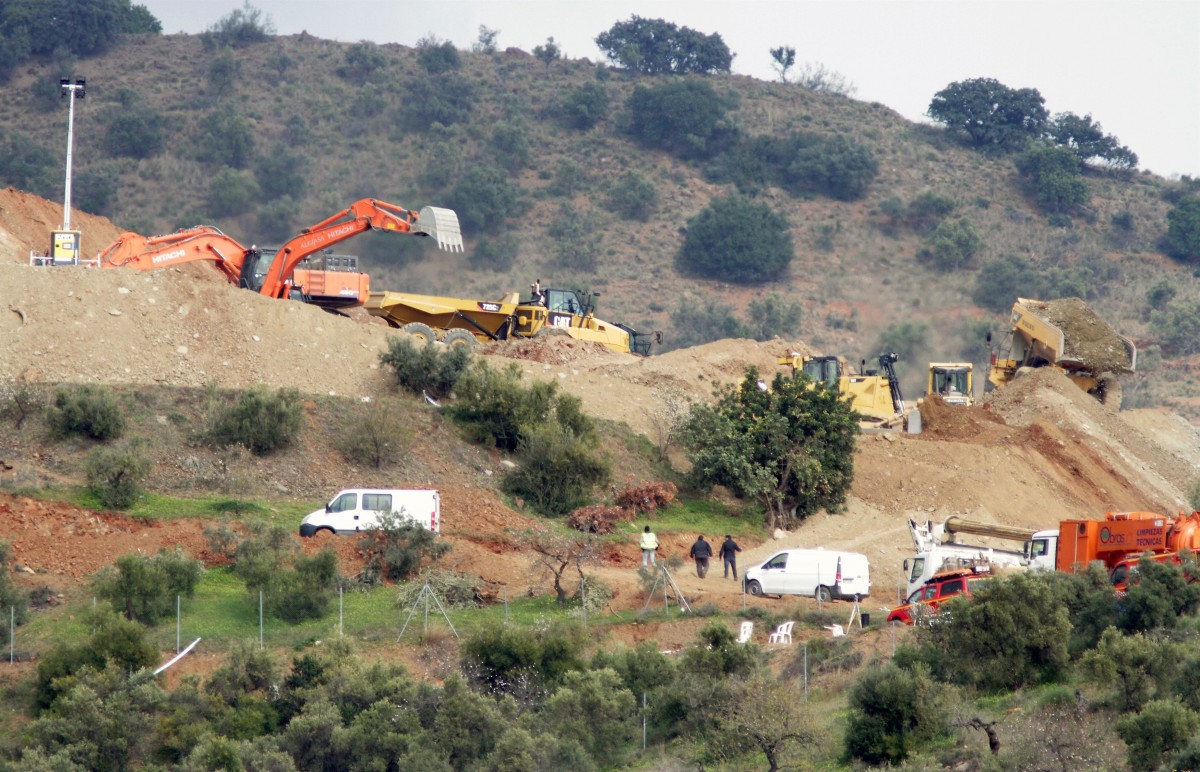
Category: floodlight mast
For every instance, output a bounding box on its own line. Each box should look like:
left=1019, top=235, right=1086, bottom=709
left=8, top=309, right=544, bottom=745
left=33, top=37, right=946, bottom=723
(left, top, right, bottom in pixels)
left=59, top=78, right=85, bottom=230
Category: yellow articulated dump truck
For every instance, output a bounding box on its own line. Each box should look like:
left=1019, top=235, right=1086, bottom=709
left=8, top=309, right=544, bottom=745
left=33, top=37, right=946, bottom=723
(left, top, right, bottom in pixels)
left=365, top=282, right=655, bottom=355
left=986, top=297, right=1136, bottom=406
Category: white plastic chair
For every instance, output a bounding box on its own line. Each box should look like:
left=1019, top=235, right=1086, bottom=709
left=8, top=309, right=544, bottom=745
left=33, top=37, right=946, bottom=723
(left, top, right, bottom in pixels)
left=736, top=621, right=754, bottom=644
left=768, top=621, right=795, bottom=644
left=825, top=623, right=845, bottom=638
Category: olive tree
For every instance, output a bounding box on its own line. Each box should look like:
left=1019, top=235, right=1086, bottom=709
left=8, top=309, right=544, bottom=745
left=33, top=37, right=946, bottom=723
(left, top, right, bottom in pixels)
left=928, top=77, right=1048, bottom=150
left=677, top=193, right=794, bottom=284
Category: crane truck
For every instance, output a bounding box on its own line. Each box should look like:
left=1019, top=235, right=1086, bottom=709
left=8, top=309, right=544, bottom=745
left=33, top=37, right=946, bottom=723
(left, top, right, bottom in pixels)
left=96, top=199, right=463, bottom=310
left=778, top=352, right=908, bottom=427
left=365, top=283, right=656, bottom=355
left=986, top=297, right=1136, bottom=406
left=904, top=516, right=1034, bottom=598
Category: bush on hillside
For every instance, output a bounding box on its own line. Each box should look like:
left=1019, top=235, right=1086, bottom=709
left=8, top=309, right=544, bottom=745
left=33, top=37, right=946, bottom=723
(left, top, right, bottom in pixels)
left=378, top=337, right=471, bottom=398
left=232, top=523, right=340, bottom=622
left=928, top=77, right=1048, bottom=151
left=468, top=233, right=519, bottom=272
left=450, top=360, right=592, bottom=451
left=445, top=162, right=520, bottom=233
left=712, top=132, right=879, bottom=201
left=920, top=217, right=983, bottom=270
left=844, top=663, right=951, bottom=765
left=1165, top=197, right=1200, bottom=263
left=1015, top=143, right=1089, bottom=213
left=0, top=541, right=27, bottom=645
left=596, top=17, right=732, bottom=75
left=0, top=128, right=57, bottom=198
left=103, top=107, right=165, bottom=159
left=398, top=71, right=476, bottom=130
left=200, top=2, right=274, bottom=50
left=196, top=111, right=256, bottom=169
left=416, top=36, right=461, bottom=74
left=0, top=378, right=42, bottom=429
left=358, top=512, right=451, bottom=583
left=46, top=385, right=125, bottom=441
left=503, top=422, right=610, bottom=517
left=94, top=549, right=203, bottom=624
left=86, top=443, right=150, bottom=509
left=335, top=400, right=408, bottom=470
left=606, top=170, right=659, bottom=221
left=567, top=504, right=630, bottom=534
left=665, top=295, right=752, bottom=351
left=205, top=167, right=260, bottom=218
left=627, top=79, right=737, bottom=160
left=677, top=193, right=793, bottom=284
left=460, top=620, right=586, bottom=694
left=337, top=41, right=388, bottom=84
left=202, top=387, right=302, bottom=456
left=561, top=82, right=610, bottom=130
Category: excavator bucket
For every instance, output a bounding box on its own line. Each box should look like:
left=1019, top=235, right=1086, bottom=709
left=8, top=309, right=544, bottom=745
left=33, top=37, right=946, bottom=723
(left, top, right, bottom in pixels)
left=417, top=207, right=464, bottom=253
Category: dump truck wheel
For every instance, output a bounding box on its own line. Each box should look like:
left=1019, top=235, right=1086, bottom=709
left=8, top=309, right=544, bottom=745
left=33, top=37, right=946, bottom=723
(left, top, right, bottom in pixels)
left=442, top=329, right=477, bottom=348
left=400, top=322, right=435, bottom=345
left=1098, top=373, right=1122, bottom=408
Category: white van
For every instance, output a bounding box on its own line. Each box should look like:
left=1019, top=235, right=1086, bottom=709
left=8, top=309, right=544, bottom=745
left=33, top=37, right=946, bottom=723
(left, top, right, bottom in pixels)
left=743, top=548, right=870, bottom=601
left=299, top=489, right=440, bottom=537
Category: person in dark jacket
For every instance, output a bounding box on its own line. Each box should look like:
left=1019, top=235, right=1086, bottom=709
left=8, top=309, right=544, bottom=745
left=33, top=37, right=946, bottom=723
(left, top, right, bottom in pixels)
left=689, top=535, right=713, bottom=578
left=719, top=535, right=742, bottom=579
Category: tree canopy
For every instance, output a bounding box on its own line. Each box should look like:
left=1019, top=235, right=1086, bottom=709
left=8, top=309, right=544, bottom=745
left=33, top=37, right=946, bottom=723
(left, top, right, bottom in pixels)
left=596, top=16, right=732, bottom=75
left=626, top=78, right=737, bottom=160
left=680, top=367, right=858, bottom=528
left=1048, top=111, right=1138, bottom=169
left=927, top=77, right=1048, bottom=150
left=677, top=193, right=794, bottom=284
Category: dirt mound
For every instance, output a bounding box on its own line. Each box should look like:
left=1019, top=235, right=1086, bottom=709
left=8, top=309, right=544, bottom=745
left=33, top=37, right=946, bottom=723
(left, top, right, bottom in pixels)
left=1024, top=297, right=1134, bottom=373
left=916, top=393, right=1009, bottom=443
left=0, top=187, right=124, bottom=264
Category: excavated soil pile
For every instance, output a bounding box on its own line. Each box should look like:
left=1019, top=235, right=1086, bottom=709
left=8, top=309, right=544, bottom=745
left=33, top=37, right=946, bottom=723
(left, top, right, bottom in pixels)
left=1027, top=297, right=1134, bottom=373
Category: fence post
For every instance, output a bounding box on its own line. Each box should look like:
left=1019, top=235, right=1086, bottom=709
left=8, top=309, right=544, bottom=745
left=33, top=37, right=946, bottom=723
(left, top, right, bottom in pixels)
left=9, top=607, right=13, bottom=664
left=803, top=643, right=808, bottom=702
left=259, top=591, right=264, bottom=649
left=339, top=586, right=344, bottom=636
left=176, top=595, right=181, bottom=654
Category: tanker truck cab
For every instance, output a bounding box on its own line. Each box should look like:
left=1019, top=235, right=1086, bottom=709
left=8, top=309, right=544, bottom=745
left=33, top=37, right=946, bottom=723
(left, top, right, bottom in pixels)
left=744, top=548, right=870, bottom=601
left=299, top=489, right=440, bottom=537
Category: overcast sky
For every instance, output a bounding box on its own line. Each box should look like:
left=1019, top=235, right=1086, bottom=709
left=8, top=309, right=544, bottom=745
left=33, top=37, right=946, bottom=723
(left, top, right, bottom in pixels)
left=143, top=0, right=1200, bottom=179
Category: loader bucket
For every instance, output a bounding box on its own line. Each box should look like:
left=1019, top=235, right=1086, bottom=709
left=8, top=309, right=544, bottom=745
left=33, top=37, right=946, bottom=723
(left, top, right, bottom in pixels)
left=417, top=206, right=464, bottom=253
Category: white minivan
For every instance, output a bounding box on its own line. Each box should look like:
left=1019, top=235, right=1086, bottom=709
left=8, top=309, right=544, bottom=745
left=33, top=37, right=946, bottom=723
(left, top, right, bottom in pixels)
left=299, top=489, right=440, bottom=537
left=743, top=548, right=870, bottom=601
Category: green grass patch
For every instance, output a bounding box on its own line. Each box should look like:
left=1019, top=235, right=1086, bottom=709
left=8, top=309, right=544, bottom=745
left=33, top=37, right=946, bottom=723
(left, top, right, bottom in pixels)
left=617, top=498, right=763, bottom=539
left=24, top=486, right=313, bottom=526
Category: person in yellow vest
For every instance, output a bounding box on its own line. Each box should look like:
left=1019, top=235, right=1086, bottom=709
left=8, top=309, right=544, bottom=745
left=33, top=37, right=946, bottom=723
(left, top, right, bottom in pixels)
left=640, top=525, right=659, bottom=566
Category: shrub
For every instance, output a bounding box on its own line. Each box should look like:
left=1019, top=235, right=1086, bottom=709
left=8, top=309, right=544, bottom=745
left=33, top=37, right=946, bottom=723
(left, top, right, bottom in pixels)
left=677, top=193, right=793, bottom=284
left=606, top=171, right=659, bottom=221
left=203, top=387, right=302, bottom=455
left=379, top=337, right=471, bottom=398
left=1015, top=143, right=1088, bottom=213
left=1165, top=197, right=1200, bottom=263
left=746, top=293, right=804, bottom=341
left=0, top=378, right=42, bottom=429
left=561, top=82, right=609, bottom=130
left=337, top=41, right=387, bottom=84
left=205, top=167, right=261, bottom=218
left=460, top=621, right=585, bottom=695
left=85, top=443, right=150, bottom=509
left=398, top=72, right=477, bottom=131
left=357, top=512, right=451, bottom=583
left=200, top=2, right=274, bottom=49
left=1116, top=699, right=1199, bottom=772
left=254, top=144, right=307, bottom=202
left=450, top=361, right=590, bottom=451
left=665, top=296, right=752, bottom=350
left=232, top=523, right=339, bottom=622
left=46, top=385, right=124, bottom=441
left=416, top=36, right=461, bottom=73
left=0, top=541, right=28, bottom=645
left=335, top=400, right=408, bottom=469
left=713, top=132, right=878, bottom=201
left=207, top=49, right=239, bottom=97
left=503, top=423, right=610, bottom=516
left=627, top=79, right=737, bottom=160
left=905, top=190, right=957, bottom=232
left=468, top=234, right=519, bottom=272
left=488, top=121, right=531, bottom=172
left=596, top=17, right=732, bottom=75
left=103, top=107, right=165, bottom=159
left=94, top=549, right=203, bottom=624
left=446, top=162, right=520, bottom=233
left=197, top=111, right=256, bottom=169
left=35, top=605, right=158, bottom=712
left=921, top=217, right=983, bottom=270
left=0, top=129, right=57, bottom=197
left=548, top=203, right=601, bottom=272
left=843, top=663, right=950, bottom=765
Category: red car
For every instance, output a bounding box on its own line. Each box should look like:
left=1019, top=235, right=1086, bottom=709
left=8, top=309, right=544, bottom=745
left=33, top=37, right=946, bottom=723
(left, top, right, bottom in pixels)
left=886, top=566, right=993, bottom=625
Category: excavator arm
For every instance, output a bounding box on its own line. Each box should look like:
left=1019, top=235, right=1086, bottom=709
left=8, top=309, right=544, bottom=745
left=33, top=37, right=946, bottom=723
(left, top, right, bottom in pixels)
left=97, top=226, right=249, bottom=283
left=251, top=199, right=463, bottom=300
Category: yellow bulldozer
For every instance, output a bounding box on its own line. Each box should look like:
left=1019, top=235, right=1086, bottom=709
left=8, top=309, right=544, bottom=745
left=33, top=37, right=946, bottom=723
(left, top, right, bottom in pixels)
left=778, top=352, right=908, bottom=426
left=365, top=281, right=656, bottom=355
left=928, top=363, right=974, bottom=406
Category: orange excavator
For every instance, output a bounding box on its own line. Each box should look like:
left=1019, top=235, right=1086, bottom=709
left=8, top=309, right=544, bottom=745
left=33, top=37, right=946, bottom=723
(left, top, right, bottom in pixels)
left=97, top=199, right=463, bottom=309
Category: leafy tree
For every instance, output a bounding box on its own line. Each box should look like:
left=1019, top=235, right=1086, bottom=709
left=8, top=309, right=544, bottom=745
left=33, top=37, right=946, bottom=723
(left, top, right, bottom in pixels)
left=746, top=293, right=804, bottom=341
left=85, top=442, right=150, bottom=509
left=532, top=37, right=560, bottom=71
left=928, top=77, right=1048, bottom=150
left=680, top=367, right=859, bottom=527
left=358, top=512, right=450, bottom=582
left=1115, top=699, right=1199, bottom=772
left=596, top=16, right=732, bottom=75
left=1117, top=555, right=1200, bottom=632
left=197, top=110, right=256, bottom=169
left=446, top=162, right=520, bottom=233
left=0, top=128, right=57, bottom=196
left=378, top=337, right=471, bottom=398
left=1, top=0, right=150, bottom=57
left=905, top=190, right=957, bottom=233
left=202, top=387, right=302, bottom=455
left=488, top=121, right=531, bottom=172
left=1048, top=111, right=1137, bottom=169
left=713, top=132, right=877, bottom=201
left=468, top=233, right=519, bottom=272
left=103, top=106, right=165, bottom=159
left=1150, top=298, right=1200, bottom=356
left=398, top=71, right=476, bottom=130
left=460, top=621, right=585, bottom=696
left=337, top=41, right=387, bottom=84
left=712, top=670, right=815, bottom=772
left=472, top=25, right=499, bottom=54
left=677, top=193, right=794, bottom=284
left=416, top=35, right=461, bottom=74
left=1165, top=196, right=1200, bottom=262
left=450, top=360, right=591, bottom=451
left=561, top=82, right=609, bottom=130
left=626, top=79, right=737, bottom=160
left=543, top=669, right=636, bottom=763
left=335, top=400, right=408, bottom=470
left=1015, top=143, right=1089, bottom=213
left=769, top=45, right=795, bottom=83
left=206, top=48, right=239, bottom=97
left=46, top=384, right=125, bottom=441
left=205, top=167, right=261, bottom=218
left=503, top=422, right=610, bottom=516
left=200, top=1, right=273, bottom=49
left=843, top=663, right=950, bottom=765
left=1082, top=628, right=1177, bottom=713
left=917, top=572, right=1070, bottom=691
left=254, top=143, right=307, bottom=202
left=606, top=170, right=658, bottom=221
left=921, top=216, right=983, bottom=270
left=95, top=549, right=203, bottom=624
left=232, top=524, right=339, bottom=622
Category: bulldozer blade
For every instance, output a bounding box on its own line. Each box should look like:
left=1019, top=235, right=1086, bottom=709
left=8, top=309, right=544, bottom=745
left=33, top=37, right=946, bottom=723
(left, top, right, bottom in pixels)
left=417, top=207, right=464, bottom=253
